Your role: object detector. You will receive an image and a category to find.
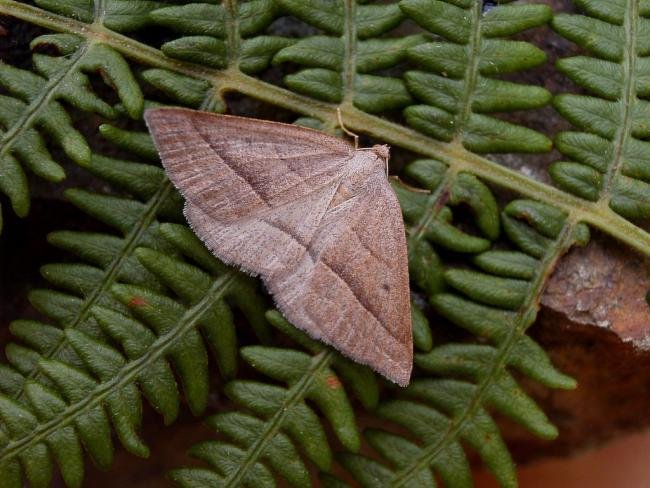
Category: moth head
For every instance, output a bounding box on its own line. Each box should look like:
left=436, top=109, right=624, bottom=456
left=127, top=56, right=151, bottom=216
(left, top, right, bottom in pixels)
left=371, top=144, right=390, bottom=161
left=371, top=144, right=390, bottom=177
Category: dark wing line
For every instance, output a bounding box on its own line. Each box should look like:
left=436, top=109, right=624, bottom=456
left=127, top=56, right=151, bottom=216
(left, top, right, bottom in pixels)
left=190, top=116, right=271, bottom=205
left=218, top=164, right=350, bottom=226
left=259, top=194, right=404, bottom=345
left=193, top=120, right=342, bottom=183
left=318, top=255, right=402, bottom=344
left=188, top=116, right=356, bottom=224
left=191, top=109, right=355, bottom=153
left=352, top=225, right=388, bottom=265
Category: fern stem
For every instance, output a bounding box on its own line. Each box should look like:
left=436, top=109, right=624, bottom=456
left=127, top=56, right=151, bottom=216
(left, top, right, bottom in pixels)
left=13, top=180, right=175, bottom=400
left=408, top=168, right=457, bottom=241
left=0, top=271, right=239, bottom=465
left=93, top=0, right=106, bottom=24
left=0, top=0, right=649, bottom=255
left=454, top=0, right=483, bottom=143
left=223, top=350, right=334, bottom=488
left=390, top=219, right=578, bottom=487
left=601, top=0, right=638, bottom=202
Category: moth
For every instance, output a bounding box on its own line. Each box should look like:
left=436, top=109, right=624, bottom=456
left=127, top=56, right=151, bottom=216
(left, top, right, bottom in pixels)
left=145, top=108, right=412, bottom=386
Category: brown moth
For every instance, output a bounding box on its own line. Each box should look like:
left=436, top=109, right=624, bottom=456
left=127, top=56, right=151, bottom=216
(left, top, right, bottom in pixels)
left=145, top=108, right=412, bottom=386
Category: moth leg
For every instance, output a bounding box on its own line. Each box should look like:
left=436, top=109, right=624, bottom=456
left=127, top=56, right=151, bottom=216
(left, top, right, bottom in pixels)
left=336, top=107, right=359, bottom=150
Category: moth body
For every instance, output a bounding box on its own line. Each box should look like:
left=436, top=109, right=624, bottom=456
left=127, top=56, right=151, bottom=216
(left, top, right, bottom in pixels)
left=329, top=149, right=385, bottom=208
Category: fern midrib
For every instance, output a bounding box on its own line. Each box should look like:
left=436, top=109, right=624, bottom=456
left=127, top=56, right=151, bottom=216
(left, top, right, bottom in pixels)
left=224, top=0, right=241, bottom=71
left=0, top=271, right=239, bottom=464
left=0, top=38, right=91, bottom=161
left=454, top=0, right=483, bottom=142
left=12, top=180, right=175, bottom=401
left=223, top=350, right=334, bottom=488
left=93, top=0, right=106, bottom=24
left=600, top=0, right=638, bottom=201
left=341, top=0, right=358, bottom=105
left=390, top=220, right=578, bottom=487
left=1, top=0, right=648, bottom=255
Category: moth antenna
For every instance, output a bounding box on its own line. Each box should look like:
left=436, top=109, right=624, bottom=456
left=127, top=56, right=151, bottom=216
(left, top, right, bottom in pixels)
left=337, top=107, right=359, bottom=149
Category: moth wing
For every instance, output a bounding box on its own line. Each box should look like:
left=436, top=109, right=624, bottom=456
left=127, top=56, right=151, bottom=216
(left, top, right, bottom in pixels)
left=183, top=180, right=341, bottom=277
left=144, top=108, right=353, bottom=223
left=267, top=170, right=413, bottom=386
left=146, top=108, right=412, bottom=384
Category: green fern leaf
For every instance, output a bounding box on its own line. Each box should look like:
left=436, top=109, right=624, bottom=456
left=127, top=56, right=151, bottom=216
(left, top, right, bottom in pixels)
left=273, top=0, right=415, bottom=112
left=278, top=0, right=404, bottom=38
left=151, top=0, right=288, bottom=75
left=400, top=0, right=552, bottom=153
left=34, top=0, right=165, bottom=32
left=150, top=0, right=279, bottom=38
left=0, top=32, right=141, bottom=231
left=169, top=310, right=378, bottom=488
left=552, top=0, right=650, bottom=221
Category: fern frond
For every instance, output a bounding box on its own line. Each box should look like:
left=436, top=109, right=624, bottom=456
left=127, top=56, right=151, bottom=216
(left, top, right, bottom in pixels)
left=0, top=32, right=142, bottom=232
left=0, top=132, right=269, bottom=487
left=552, top=0, right=650, bottom=221
left=400, top=0, right=552, bottom=153
left=170, top=310, right=378, bottom=488
left=272, top=0, right=421, bottom=113
left=336, top=160, right=582, bottom=488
